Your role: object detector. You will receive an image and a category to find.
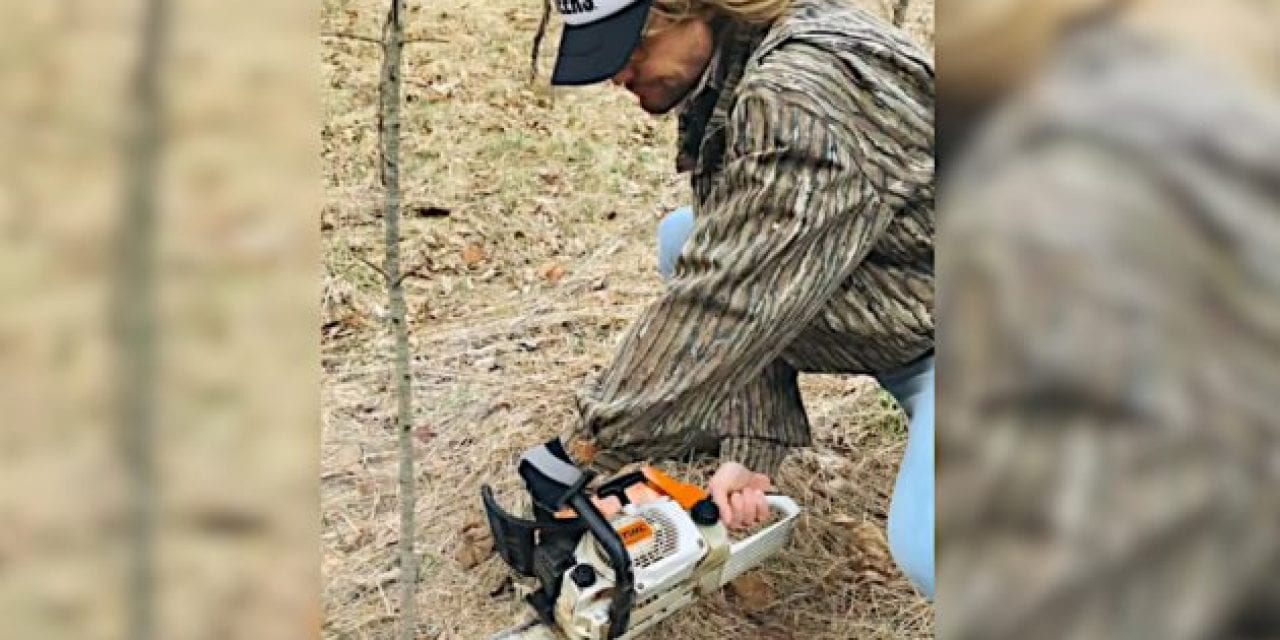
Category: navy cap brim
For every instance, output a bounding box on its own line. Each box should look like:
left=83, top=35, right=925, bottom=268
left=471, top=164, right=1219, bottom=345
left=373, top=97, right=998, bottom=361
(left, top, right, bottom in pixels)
left=551, top=0, right=654, bottom=86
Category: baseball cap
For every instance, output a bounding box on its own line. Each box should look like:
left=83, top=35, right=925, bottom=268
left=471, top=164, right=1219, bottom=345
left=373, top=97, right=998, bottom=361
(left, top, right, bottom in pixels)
left=551, top=0, right=656, bottom=85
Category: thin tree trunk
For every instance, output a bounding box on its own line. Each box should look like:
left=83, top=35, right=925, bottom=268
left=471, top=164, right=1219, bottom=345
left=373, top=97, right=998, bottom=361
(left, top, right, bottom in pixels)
left=377, top=0, right=417, bottom=638
left=115, top=0, right=166, bottom=637
left=531, top=0, right=552, bottom=81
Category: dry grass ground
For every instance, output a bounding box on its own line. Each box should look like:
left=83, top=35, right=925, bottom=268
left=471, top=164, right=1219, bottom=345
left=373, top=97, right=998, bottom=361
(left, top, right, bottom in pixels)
left=320, top=0, right=934, bottom=637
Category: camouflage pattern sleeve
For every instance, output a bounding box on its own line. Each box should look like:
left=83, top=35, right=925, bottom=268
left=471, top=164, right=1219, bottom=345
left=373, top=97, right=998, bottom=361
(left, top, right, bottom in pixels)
left=576, top=44, right=924, bottom=474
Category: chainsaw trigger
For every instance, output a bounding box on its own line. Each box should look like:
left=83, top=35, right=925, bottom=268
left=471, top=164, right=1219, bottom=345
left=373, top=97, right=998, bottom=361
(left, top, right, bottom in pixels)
left=640, top=466, right=710, bottom=511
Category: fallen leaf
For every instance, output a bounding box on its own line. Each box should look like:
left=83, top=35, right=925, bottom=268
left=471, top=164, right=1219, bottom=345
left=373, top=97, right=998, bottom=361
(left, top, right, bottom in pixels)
left=339, top=526, right=372, bottom=552
left=414, top=425, right=436, bottom=444
left=461, top=521, right=488, bottom=540
left=455, top=522, right=495, bottom=569
left=840, top=520, right=895, bottom=577
left=851, top=521, right=889, bottom=557
left=570, top=439, right=598, bottom=463
left=542, top=263, right=566, bottom=283
left=488, top=576, right=514, bottom=599
left=480, top=401, right=512, bottom=420
left=831, top=513, right=859, bottom=526
left=334, top=444, right=362, bottom=469
left=462, top=243, right=486, bottom=267
left=728, top=573, right=775, bottom=612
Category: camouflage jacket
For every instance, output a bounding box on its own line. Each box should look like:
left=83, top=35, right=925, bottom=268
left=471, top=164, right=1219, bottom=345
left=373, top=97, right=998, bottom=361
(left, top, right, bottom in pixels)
left=576, top=0, right=934, bottom=475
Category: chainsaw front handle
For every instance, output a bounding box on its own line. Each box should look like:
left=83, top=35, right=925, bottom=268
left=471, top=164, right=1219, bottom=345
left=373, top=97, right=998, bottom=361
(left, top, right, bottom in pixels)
left=567, top=491, right=635, bottom=639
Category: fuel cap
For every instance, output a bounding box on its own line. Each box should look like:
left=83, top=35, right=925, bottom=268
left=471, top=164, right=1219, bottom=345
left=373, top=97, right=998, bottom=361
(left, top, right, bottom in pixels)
left=570, top=563, right=597, bottom=589
left=691, top=498, right=719, bottom=526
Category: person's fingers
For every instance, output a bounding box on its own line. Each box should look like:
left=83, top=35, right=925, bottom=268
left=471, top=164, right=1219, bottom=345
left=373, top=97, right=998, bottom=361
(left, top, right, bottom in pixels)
left=712, top=483, right=734, bottom=528
left=750, top=472, right=773, bottom=492
left=728, top=492, right=743, bottom=529
left=738, top=488, right=758, bottom=528
left=748, top=488, right=769, bottom=526
left=730, top=492, right=749, bottom=530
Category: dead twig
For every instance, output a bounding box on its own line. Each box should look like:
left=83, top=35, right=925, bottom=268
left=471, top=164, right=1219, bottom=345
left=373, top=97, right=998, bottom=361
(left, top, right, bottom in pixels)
left=355, top=255, right=390, bottom=282
left=323, top=30, right=384, bottom=46
left=530, top=0, right=552, bottom=81
left=324, top=30, right=451, bottom=45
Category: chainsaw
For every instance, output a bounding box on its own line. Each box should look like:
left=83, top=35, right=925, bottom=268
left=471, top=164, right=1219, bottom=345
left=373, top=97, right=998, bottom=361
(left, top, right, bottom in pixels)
left=481, top=439, right=801, bottom=640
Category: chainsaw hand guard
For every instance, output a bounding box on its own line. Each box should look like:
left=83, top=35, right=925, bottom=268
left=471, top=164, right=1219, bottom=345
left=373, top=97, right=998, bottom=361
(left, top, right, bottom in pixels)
left=486, top=438, right=636, bottom=639
left=566, top=491, right=634, bottom=639
left=481, top=485, right=586, bottom=577
left=517, top=438, right=595, bottom=518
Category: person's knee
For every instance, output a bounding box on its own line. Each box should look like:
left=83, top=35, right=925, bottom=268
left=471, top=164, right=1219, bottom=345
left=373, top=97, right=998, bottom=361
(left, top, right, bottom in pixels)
left=657, top=206, right=694, bottom=280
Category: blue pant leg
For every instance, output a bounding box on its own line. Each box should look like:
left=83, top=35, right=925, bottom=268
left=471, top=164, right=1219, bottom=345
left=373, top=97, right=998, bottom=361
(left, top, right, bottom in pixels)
left=657, top=206, right=695, bottom=280
left=879, top=358, right=936, bottom=600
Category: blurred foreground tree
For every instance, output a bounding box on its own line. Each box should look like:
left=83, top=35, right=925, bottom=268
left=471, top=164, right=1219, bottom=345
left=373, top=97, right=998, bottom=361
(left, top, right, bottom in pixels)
left=114, top=0, right=167, bottom=638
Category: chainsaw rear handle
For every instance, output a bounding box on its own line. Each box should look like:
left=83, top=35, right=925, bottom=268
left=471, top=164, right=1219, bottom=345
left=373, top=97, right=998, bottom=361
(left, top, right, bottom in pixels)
left=593, top=471, right=647, bottom=506
left=568, top=491, right=635, bottom=640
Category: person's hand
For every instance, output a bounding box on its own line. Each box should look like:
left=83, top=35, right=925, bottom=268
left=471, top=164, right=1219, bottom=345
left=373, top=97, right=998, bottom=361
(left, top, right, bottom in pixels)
left=709, top=461, right=773, bottom=530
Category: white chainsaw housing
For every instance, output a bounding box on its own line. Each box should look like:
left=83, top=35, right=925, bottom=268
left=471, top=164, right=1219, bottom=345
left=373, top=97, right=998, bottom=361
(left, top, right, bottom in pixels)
left=540, top=495, right=801, bottom=640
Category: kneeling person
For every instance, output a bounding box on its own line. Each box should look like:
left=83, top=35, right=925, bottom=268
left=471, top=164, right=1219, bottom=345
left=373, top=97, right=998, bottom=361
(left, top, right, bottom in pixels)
left=544, top=0, right=935, bottom=598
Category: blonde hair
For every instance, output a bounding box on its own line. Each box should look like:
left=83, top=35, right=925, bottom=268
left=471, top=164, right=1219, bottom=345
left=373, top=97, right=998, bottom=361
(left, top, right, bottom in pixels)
left=648, top=0, right=792, bottom=28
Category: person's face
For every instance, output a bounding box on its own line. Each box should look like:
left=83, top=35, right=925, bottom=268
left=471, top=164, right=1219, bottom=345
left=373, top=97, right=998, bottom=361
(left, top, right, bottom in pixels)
left=611, top=15, right=716, bottom=115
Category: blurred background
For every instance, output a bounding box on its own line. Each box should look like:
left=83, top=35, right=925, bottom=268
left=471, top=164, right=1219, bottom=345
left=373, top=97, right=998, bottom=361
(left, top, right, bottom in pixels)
left=1, top=0, right=319, bottom=638
left=937, top=1, right=1280, bottom=639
